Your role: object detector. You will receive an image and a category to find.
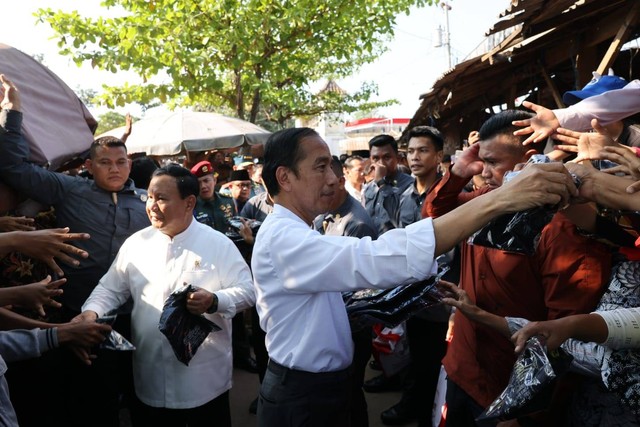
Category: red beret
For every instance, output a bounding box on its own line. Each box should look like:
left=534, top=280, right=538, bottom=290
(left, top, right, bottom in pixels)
left=190, top=161, right=215, bottom=178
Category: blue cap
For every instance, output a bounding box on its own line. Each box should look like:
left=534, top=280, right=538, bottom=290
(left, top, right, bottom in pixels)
left=562, top=73, right=628, bottom=105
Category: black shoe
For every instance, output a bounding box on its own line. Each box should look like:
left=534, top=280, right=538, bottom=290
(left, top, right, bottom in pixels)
left=380, top=400, right=418, bottom=425
left=369, top=359, right=382, bottom=371
left=234, top=356, right=259, bottom=373
left=248, top=397, right=258, bottom=415
left=362, top=373, right=401, bottom=393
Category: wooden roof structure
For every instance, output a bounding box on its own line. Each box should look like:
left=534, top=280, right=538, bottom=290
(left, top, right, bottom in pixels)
left=405, top=0, right=640, bottom=150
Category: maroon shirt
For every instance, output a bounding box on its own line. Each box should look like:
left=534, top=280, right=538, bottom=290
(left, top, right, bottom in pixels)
left=425, top=171, right=611, bottom=407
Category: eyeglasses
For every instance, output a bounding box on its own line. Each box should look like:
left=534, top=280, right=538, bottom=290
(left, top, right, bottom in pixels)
left=233, top=183, right=252, bottom=189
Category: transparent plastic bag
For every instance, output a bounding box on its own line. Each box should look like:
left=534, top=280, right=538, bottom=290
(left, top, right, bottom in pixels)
left=96, top=312, right=135, bottom=351
left=158, top=284, right=221, bottom=366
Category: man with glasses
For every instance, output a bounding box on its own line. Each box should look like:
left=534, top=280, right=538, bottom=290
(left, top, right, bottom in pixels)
left=228, top=169, right=253, bottom=212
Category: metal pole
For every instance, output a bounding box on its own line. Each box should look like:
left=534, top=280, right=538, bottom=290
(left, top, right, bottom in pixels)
left=443, top=2, right=452, bottom=68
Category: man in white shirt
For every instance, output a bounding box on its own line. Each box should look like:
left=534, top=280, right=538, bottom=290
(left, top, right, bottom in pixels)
left=76, top=164, right=255, bottom=426
left=252, top=127, right=578, bottom=427
left=343, top=155, right=366, bottom=204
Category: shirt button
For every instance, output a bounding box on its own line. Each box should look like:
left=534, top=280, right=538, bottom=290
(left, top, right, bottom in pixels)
left=479, top=274, right=486, bottom=280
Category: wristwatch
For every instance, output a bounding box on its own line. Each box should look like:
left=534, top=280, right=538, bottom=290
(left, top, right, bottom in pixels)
left=206, top=293, right=219, bottom=314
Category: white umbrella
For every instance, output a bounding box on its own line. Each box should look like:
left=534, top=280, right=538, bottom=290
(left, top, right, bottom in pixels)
left=100, top=110, right=271, bottom=156
left=0, top=43, right=97, bottom=170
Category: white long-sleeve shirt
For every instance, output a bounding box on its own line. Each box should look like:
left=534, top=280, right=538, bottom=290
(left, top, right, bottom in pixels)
left=554, top=79, right=640, bottom=130
left=252, top=204, right=437, bottom=373
left=595, top=307, right=640, bottom=350
left=83, top=219, right=254, bottom=409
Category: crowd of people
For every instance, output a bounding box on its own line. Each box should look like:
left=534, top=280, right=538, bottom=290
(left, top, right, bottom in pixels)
left=0, top=66, right=639, bottom=427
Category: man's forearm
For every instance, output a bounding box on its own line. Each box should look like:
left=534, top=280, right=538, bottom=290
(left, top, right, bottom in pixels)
left=432, top=189, right=508, bottom=255
left=587, top=173, right=640, bottom=211
left=0, top=307, right=52, bottom=330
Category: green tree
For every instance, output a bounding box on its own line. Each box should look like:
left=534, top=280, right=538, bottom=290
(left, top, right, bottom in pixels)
left=37, top=0, right=432, bottom=128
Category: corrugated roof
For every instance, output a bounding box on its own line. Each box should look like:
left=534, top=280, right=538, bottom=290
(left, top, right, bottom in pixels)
left=406, top=0, right=639, bottom=143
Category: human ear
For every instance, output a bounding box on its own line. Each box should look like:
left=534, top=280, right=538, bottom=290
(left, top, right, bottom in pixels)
left=275, top=166, right=292, bottom=192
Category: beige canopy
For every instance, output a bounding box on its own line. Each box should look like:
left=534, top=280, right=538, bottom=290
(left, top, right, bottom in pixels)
left=0, top=43, right=97, bottom=171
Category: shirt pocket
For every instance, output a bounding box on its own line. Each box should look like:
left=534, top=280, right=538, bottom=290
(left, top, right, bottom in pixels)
left=180, top=268, right=219, bottom=292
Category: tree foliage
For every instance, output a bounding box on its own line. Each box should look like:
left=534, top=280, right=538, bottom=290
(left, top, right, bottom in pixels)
left=37, top=0, right=433, bottom=127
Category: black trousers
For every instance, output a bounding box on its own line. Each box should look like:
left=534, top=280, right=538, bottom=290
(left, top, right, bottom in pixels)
left=403, top=317, right=449, bottom=424
left=445, top=379, right=496, bottom=427
left=258, top=360, right=352, bottom=427
left=131, top=391, right=231, bottom=427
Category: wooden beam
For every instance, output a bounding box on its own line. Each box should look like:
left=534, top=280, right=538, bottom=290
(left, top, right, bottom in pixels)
left=481, top=26, right=523, bottom=64
left=596, top=2, right=640, bottom=75
left=539, top=62, right=565, bottom=108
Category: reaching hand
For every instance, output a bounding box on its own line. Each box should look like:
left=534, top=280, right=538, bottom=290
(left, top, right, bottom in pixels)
left=57, top=321, right=111, bottom=348
left=495, top=162, right=577, bottom=211
left=553, top=119, right=620, bottom=162
left=0, top=74, right=21, bottom=111
left=58, top=321, right=111, bottom=366
left=121, top=113, right=133, bottom=143
left=238, top=217, right=254, bottom=245
left=597, top=145, right=640, bottom=182
left=11, top=276, right=65, bottom=317
left=512, top=101, right=560, bottom=145
left=450, top=143, right=483, bottom=178
left=511, top=318, right=572, bottom=353
left=13, top=228, right=90, bottom=277
left=438, top=280, right=483, bottom=321
left=0, top=216, right=35, bottom=232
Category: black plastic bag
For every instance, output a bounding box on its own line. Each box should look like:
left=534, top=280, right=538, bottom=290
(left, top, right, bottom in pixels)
left=158, top=284, right=221, bottom=366
left=225, top=216, right=262, bottom=242
left=96, top=312, right=136, bottom=351
left=468, top=206, right=556, bottom=255
left=344, top=267, right=449, bottom=331
left=468, top=155, right=580, bottom=255
left=477, top=336, right=573, bottom=422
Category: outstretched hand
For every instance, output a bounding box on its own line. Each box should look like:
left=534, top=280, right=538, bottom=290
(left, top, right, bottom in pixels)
left=0, top=216, right=35, bottom=232
left=495, top=162, right=577, bottom=211
left=438, top=280, right=478, bottom=318
left=598, top=145, right=640, bottom=181
left=11, top=276, right=65, bottom=317
left=58, top=320, right=111, bottom=366
left=553, top=119, right=621, bottom=162
left=12, top=228, right=90, bottom=277
left=511, top=318, right=573, bottom=354
left=0, top=74, right=20, bottom=111
left=238, top=217, right=254, bottom=245
left=512, top=101, right=560, bottom=145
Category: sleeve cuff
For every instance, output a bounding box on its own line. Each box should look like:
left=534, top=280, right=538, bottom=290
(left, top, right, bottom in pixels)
left=213, top=292, right=237, bottom=318
left=405, top=218, right=437, bottom=279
